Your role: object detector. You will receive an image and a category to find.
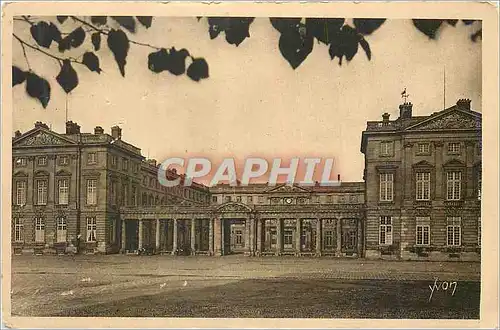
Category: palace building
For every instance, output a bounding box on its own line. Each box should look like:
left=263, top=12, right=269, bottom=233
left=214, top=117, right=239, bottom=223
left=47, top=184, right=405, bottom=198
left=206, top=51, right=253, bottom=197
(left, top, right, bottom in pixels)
left=11, top=99, right=482, bottom=261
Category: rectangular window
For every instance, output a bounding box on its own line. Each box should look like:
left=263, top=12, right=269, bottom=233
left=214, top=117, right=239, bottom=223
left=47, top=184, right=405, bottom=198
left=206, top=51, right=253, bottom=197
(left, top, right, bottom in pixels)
left=416, top=172, right=431, bottom=200
left=122, top=184, right=128, bottom=206
left=448, top=142, right=461, bottom=154
left=86, top=179, right=97, bottom=205
left=283, top=230, right=293, bottom=246
left=86, top=217, right=97, bottom=242
left=446, top=171, right=462, bottom=200
left=324, top=230, right=334, bottom=247
left=380, top=141, right=394, bottom=156
left=259, top=196, right=265, bottom=204
left=131, top=186, right=137, bottom=206
left=15, top=157, right=27, bottom=167
left=235, top=230, right=243, bottom=244
left=122, top=158, right=129, bottom=171
left=37, top=157, right=47, bottom=166
left=36, top=180, right=48, bottom=205
left=379, top=173, right=394, bottom=202
left=14, top=218, right=23, bottom=242
left=247, top=196, right=253, bottom=204
left=416, top=222, right=430, bottom=246
left=58, top=179, right=69, bottom=205
left=236, top=196, right=242, bottom=202
left=111, top=156, right=117, bottom=167
left=59, top=155, right=69, bottom=165
left=109, top=219, right=116, bottom=243
left=87, top=152, right=97, bottom=165
left=446, top=217, right=461, bottom=246
left=16, top=181, right=27, bottom=206
left=212, top=196, right=218, bottom=203
left=56, top=217, right=67, bottom=243
left=35, top=217, right=45, bottom=243
left=379, top=216, right=393, bottom=245
left=417, top=143, right=430, bottom=154
left=110, top=181, right=117, bottom=205
left=225, top=196, right=231, bottom=203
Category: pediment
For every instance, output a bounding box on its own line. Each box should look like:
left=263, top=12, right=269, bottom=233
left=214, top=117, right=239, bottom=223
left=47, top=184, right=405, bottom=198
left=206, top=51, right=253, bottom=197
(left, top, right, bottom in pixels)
left=216, top=202, right=252, bottom=213
left=443, top=159, right=466, bottom=168
left=406, top=109, right=481, bottom=131
left=266, top=184, right=310, bottom=193
left=13, top=129, right=76, bottom=147
left=13, top=171, right=28, bottom=177
left=413, top=160, right=434, bottom=168
left=56, top=169, right=72, bottom=176
left=34, top=170, right=50, bottom=177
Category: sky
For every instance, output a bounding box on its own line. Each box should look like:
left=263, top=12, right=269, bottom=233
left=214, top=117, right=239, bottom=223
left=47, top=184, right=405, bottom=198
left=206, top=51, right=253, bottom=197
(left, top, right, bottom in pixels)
left=12, top=17, right=482, bottom=182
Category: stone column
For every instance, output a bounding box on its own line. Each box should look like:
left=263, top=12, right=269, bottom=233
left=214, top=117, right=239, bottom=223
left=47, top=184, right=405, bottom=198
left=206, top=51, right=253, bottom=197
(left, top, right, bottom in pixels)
left=221, top=219, right=225, bottom=256
left=208, top=218, right=214, bottom=256
left=295, top=218, right=301, bottom=255
left=121, top=219, right=126, bottom=253
left=138, top=219, right=143, bottom=250
left=336, top=218, right=342, bottom=256
left=155, top=218, right=160, bottom=252
left=315, top=219, right=322, bottom=256
left=191, top=219, right=196, bottom=255
left=245, top=217, right=251, bottom=255
left=403, top=142, right=414, bottom=200
left=249, top=215, right=255, bottom=256
left=256, top=219, right=262, bottom=256
left=214, top=217, right=222, bottom=256
left=465, top=141, right=475, bottom=198
left=434, top=142, right=444, bottom=199
left=276, top=219, right=282, bottom=256
left=356, top=219, right=363, bottom=256
left=171, top=219, right=178, bottom=255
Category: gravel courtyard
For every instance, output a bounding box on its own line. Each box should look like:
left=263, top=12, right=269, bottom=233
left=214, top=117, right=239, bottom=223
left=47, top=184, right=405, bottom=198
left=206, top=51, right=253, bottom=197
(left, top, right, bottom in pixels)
left=10, top=255, right=480, bottom=318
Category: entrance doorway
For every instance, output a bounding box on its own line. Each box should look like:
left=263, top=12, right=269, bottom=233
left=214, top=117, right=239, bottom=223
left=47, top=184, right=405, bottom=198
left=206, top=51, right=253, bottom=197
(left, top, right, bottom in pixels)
left=125, top=220, right=138, bottom=252
left=223, top=219, right=246, bottom=254
left=341, top=219, right=358, bottom=254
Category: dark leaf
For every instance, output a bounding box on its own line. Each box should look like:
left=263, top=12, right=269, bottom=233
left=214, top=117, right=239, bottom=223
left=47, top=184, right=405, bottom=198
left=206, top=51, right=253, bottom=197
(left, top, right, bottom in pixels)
left=328, top=25, right=360, bottom=65
left=147, top=48, right=190, bottom=75
left=187, top=58, right=209, bottom=81
left=412, top=19, right=443, bottom=39
left=58, top=26, right=86, bottom=52
left=446, top=19, right=458, bottom=26
left=270, top=18, right=301, bottom=34
left=49, top=22, right=62, bottom=42
left=91, top=32, right=101, bottom=51
left=137, top=16, right=153, bottom=28
left=25, top=72, right=50, bottom=108
left=353, top=18, right=386, bottom=35
left=12, top=66, right=26, bottom=86
left=56, top=16, right=68, bottom=24
left=359, top=38, right=371, bottom=60
left=207, top=17, right=230, bottom=39
left=224, top=18, right=254, bottom=46
left=56, top=59, right=79, bottom=93
left=462, top=20, right=475, bottom=25
left=82, top=52, right=102, bottom=74
left=148, top=48, right=169, bottom=73
left=471, top=29, right=482, bottom=42
left=30, top=21, right=53, bottom=48
left=305, top=18, right=344, bottom=44
left=107, top=29, right=129, bottom=77
left=111, top=16, right=136, bottom=33
left=278, top=28, right=314, bottom=69
left=91, top=16, right=107, bottom=26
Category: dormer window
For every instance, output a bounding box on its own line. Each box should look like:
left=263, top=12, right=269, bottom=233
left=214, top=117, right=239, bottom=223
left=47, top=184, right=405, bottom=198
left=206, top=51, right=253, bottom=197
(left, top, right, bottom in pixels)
left=37, top=157, right=47, bottom=166
left=59, top=155, right=69, bottom=166
left=448, top=143, right=461, bottom=154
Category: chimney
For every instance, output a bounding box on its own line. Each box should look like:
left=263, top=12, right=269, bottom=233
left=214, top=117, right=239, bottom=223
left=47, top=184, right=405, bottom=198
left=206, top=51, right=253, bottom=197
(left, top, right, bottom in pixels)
left=147, top=159, right=157, bottom=167
left=14, top=130, right=22, bottom=138
left=456, top=99, right=471, bottom=110
left=111, top=125, right=122, bottom=139
left=399, top=102, right=413, bottom=120
left=65, top=121, right=80, bottom=134
left=382, top=113, right=390, bottom=125
left=94, top=126, right=104, bottom=134
left=35, top=121, right=49, bottom=129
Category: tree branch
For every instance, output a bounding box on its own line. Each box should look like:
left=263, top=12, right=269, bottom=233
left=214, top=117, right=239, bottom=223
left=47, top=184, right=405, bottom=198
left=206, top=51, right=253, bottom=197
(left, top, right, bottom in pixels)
left=69, top=16, right=161, bottom=50
left=13, top=33, right=84, bottom=67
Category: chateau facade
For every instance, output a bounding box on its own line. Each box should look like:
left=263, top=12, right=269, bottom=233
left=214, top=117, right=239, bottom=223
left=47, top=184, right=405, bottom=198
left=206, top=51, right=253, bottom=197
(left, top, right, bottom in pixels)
left=11, top=99, right=482, bottom=261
